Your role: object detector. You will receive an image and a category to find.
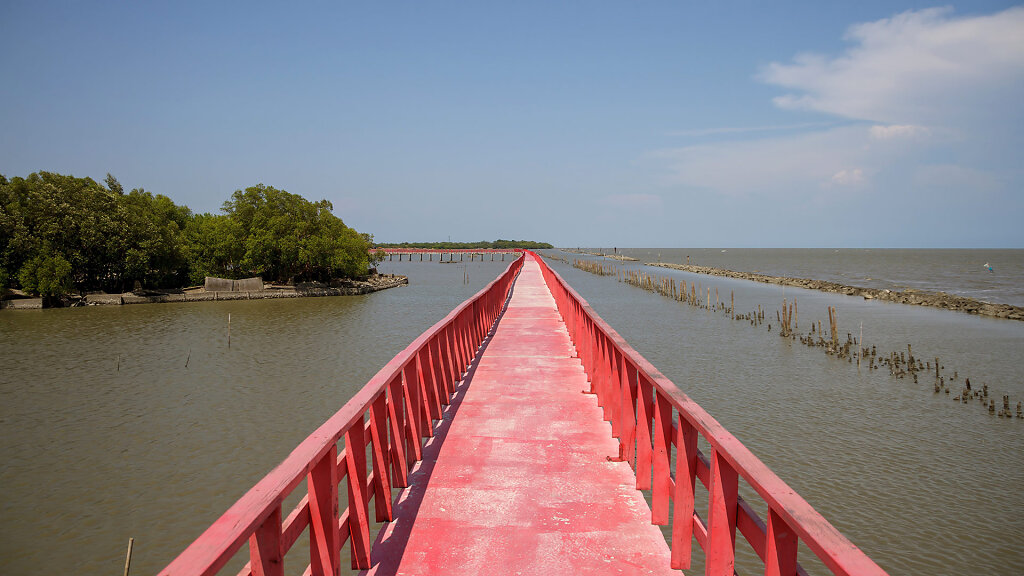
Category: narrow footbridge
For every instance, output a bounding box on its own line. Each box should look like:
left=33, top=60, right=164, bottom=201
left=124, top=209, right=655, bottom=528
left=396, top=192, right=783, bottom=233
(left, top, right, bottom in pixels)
left=160, top=253, right=887, bottom=576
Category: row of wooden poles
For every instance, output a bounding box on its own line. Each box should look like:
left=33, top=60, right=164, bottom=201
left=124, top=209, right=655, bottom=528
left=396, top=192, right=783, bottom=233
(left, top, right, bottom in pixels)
left=570, top=258, right=1022, bottom=420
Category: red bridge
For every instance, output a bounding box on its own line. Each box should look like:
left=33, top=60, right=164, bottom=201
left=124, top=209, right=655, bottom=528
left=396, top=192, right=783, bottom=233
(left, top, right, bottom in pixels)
left=376, top=248, right=521, bottom=262
left=159, top=252, right=886, bottom=576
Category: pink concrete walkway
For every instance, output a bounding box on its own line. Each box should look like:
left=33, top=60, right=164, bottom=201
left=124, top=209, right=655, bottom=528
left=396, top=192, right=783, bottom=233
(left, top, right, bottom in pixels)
left=366, top=255, right=678, bottom=575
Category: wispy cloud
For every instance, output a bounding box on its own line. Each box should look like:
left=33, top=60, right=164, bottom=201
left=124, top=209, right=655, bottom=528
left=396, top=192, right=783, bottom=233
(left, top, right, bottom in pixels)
left=759, top=6, right=1024, bottom=127
left=830, top=168, right=864, bottom=186
left=655, top=126, right=882, bottom=199
left=654, top=6, right=1020, bottom=209
left=669, top=121, right=839, bottom=137
left=869, top=124, right=930, bottom=140
left=600, top=193, right=662, bottom=209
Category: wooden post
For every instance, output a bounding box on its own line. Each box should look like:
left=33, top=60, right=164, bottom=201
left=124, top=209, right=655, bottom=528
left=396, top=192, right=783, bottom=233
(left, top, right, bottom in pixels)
left=123, top=537, right=135, bottom=576
left=671, top=416, right=698, bottom=569
left=309, top=445, right=340, bottom=575
left=765, top=509, right=799, bottom=576
left=707, top=449, right=739, bottom=575
left=344, top=421, right=370, bottom=570
left=250, top=508, right=283, bottom=576
left=652, top=390, right=673, bottom=525
left=370, top=392, right=393, bottom=522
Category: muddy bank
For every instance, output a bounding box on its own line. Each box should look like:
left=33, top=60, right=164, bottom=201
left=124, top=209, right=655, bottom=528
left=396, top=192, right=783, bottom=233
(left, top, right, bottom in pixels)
left=1, top=274, right=408, bottom=309
left=647, top=262, right=1024, bottom=321
left=560, top=249, right=638, bottom=261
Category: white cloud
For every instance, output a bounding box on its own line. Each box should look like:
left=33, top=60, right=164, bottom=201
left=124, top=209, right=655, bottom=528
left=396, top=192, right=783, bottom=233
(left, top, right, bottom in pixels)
left=869, top=124, right=930, bottom=140
left=760, top=7, right=1024, bottom=127
left=669, top=121, right=838, bottom=137
left=655, top=126, right=880, bottom=198
left=830, top=168, right=864, bottom=186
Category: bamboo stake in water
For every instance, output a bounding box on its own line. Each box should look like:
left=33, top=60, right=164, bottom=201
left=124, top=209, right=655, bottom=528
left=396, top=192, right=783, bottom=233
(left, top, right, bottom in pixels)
left=227, top=313, right=231, bottom=349
left=124, top=537, right=134, bottom=576
left=858, top=322, right=863, bottom=370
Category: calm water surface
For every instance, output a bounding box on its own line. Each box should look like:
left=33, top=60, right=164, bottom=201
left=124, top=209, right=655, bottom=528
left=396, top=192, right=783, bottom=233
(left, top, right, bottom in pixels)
left=604, top=248, right=1024, bottom=307
left=2, top=252, right=1022, bottom=575
left=0, top=260, right=511, bottom=575
left=545, top=251, right=1023, bottom=575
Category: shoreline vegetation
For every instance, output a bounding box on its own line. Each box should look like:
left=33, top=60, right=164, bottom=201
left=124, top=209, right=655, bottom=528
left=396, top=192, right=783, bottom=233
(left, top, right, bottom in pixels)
left=647, top=262, right=1024, bottom=321
left=1, top=274, right=408, bottom=310
left=1, top=172, right=383, bottom=309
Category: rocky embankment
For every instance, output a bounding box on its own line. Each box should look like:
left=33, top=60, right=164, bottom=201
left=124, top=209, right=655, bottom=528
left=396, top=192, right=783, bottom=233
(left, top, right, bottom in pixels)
left=560, top=249, right=639, bottom=261
left=1, top=274, right=408, bottom=309
left=648, top=262, right=1024, bottom=321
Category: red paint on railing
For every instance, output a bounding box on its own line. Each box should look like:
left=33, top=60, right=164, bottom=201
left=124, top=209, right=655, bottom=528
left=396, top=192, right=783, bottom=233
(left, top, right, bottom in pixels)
left=158, top=255, right=524, bottom=576
left=529, top=250, right=888, bottom=576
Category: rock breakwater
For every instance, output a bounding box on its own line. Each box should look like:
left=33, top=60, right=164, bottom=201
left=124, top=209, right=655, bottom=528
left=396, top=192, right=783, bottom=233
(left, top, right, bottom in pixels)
left=1, top=274, right=408, bottom=309
left=648, top=262, right=1023, bottom=321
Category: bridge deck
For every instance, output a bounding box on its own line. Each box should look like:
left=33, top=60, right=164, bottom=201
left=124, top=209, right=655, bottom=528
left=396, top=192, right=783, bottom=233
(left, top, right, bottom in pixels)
left=367, top=255, right=677, bottom=575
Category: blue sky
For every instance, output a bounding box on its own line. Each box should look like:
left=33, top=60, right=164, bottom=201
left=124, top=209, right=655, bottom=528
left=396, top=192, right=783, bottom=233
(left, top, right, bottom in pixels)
left=2, top=1, right=1022, bottom=247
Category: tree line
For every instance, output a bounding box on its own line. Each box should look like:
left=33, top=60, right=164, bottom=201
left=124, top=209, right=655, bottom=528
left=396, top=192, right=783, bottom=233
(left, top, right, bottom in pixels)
left=0, top=172, right=377, bottom=300
left=377, top=240, right=553, bottom=250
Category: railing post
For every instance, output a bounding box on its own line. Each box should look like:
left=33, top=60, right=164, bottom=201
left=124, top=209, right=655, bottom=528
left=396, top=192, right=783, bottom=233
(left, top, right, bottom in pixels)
left=765, top=509, right=798, bottom=576
left=609, top=347, right=622, bottom=438
left=386, top=374, right=409, bottom=488
left=438, top=327, right=456, bottom=393
left=652, top=390, right=672, bottom=525
left=369, top=392, right=393, bottom=522
left=671, top=415, right=699, bottom=570
left=416, top=349, right=438, bottom=435
left=427, top=338, right=448, bottom=409
left=308, top=445, right=340, bottom=576
left=618, top=354, right=637, bottom=464
left=250, top=505, right=283, bottom=576
left=595, top=334, right=608, bottom=415
left=402, top=362, right=422, bottom=464
left=345, top=417, right=371, bottom=570
left=457, top=314, right=471, bottom=371
left=636, top=374, right=654, bottom=490
left=582, top=317, right=594, bottom=385
left=707, top=449, right=739, bottom=576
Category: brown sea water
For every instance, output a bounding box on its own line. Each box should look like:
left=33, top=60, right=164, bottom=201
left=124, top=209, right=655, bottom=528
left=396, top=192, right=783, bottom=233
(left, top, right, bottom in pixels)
left=2, top=250, right=1022, bottom=575
left=546, top=249, right=1024, bottom=575
left=600, top=248, right=1024, bottom=307
left=0, top=259, right=511, bottom=575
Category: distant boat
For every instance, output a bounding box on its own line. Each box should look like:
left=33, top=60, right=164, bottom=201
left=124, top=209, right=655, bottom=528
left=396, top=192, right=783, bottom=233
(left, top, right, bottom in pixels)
left=721, top=249, right=727, bottom=253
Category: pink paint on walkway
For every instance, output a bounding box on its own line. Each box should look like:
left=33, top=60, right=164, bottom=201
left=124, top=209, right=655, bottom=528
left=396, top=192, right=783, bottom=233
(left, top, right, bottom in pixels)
left=366, top=255, right=678, bottom=575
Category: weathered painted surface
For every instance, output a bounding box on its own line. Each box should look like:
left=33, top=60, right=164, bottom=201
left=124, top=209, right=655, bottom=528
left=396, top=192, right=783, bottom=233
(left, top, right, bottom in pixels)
left=366, top=254, right=676, bottom=575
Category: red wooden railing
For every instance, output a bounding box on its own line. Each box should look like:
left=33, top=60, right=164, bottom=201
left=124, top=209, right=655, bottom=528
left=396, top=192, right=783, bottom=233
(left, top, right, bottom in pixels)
left=159, top=254, right=524, bottom=576
left=530, top=251, right=888, bottom=576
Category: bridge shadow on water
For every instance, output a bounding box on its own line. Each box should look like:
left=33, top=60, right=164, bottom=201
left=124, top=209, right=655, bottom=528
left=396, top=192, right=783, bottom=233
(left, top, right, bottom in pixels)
left=358, top=274, right=519, bottom=576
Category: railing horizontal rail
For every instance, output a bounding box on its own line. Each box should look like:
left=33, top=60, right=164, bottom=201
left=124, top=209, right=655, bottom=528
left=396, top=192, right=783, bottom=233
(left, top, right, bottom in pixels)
left=531, top=250, right=886, bottom=576
left=159, top=254, right=524, bottom=576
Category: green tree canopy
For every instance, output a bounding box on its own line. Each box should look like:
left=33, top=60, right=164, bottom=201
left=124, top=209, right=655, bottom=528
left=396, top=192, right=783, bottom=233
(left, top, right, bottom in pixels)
left=0, top=174, right=376, bottom=298
left=210, top=184, right=372, bottom=283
